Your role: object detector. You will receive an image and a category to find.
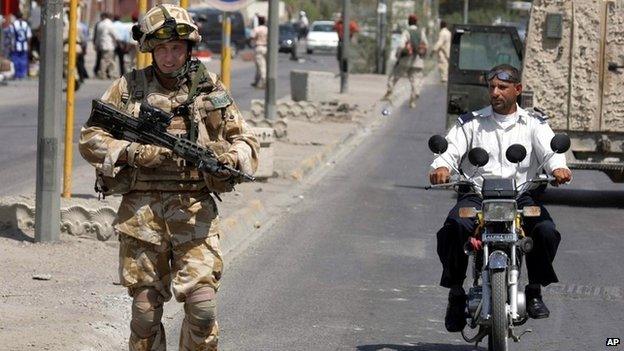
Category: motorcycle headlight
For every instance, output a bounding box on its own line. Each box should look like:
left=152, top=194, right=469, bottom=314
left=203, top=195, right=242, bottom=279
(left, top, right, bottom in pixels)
left=482, top=200, right=517, bottom=222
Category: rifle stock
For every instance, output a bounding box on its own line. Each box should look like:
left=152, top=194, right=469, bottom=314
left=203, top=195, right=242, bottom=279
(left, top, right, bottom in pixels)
left=87, top=99, right=255, bottom=182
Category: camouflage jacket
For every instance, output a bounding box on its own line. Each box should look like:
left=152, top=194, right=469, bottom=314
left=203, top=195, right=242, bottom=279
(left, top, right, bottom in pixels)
left=79, top=63, right=259, bottom=193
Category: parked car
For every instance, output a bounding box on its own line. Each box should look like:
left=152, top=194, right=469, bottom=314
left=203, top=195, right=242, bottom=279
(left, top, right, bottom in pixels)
left=306, top=20, right=339, bottom=54
left=279, top=23, right=298, bottom=53
left=188, top=7, right=247, bottom=55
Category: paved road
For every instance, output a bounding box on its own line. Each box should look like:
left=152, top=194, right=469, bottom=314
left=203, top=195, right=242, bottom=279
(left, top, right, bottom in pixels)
left=213, top=79, right=624, bottom=350
left=0, top=52, right=338, bottom=196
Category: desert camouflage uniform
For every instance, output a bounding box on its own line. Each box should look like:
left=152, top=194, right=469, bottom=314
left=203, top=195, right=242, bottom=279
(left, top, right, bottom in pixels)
left=79, top=64, right=258, bottom=350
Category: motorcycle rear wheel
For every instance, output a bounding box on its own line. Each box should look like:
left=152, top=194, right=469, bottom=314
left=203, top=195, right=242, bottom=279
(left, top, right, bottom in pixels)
left=488, top=269, right=508, bottom=351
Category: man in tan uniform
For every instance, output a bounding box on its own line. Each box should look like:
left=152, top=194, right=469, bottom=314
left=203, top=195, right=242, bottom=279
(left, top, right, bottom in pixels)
left=79, top=5, right=259, bottom=350
left=432, top=20, right=451, bottom=83
left=383, top=14, right=428, bottom=108
left=249, top=15, right=267, bottom=89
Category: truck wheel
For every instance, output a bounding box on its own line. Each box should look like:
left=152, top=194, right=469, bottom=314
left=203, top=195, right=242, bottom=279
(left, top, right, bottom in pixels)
left=489, top=269, right=508, bottom=351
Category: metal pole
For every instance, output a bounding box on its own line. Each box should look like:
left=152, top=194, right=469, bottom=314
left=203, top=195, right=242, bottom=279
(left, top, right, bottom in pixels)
left=265, top=0, right=278, bottom=120
left=62, top=0, right=78, bottom=198
left=340, top=0, right=350, bottom=93
left=35, top=0, right=63, bottom=242
left=463, top=0, right=469, bottom=24
left=220, top=12, right=231, bottom=89
left=179, top=0, right=188, bottom=8
left=376, top=0, right=387, bottom=74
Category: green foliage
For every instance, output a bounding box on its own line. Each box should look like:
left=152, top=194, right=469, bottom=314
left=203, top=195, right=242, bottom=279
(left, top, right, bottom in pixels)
left=351, top=35, right=378, bottom=73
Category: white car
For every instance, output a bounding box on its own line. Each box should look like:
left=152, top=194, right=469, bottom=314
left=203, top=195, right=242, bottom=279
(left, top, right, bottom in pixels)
left=306, top=20, right=339, bottom=54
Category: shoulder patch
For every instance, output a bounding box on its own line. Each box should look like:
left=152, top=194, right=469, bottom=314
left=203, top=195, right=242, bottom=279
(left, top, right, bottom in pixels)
left=457, top=112, right=476, bottom=125
left=527, top=107, right=549, bottom=124
left=206, top=90, right=233, bottom=109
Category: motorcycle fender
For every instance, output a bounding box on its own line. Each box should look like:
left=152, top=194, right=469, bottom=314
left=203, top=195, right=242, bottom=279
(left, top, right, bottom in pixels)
left=488, top=251, right=508, bottom=270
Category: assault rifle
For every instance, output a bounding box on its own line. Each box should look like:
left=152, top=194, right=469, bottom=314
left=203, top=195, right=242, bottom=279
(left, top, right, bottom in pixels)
left=87, top=99, right=255, bottom=182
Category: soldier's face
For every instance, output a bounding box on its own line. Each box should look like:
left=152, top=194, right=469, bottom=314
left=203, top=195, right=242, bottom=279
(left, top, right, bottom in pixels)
left=153, top=40, right=189, bottom=74
left=488, top=77, right=522, bottom=114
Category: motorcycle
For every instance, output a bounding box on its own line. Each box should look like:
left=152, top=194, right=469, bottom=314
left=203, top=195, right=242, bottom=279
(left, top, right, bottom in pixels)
left=426, top=133, right=571, bottom=350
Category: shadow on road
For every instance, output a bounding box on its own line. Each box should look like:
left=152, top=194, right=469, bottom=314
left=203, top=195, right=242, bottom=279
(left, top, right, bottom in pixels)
left=536, top=188, right=624, bottom=208
left=356, top=343, right=485, bottom=351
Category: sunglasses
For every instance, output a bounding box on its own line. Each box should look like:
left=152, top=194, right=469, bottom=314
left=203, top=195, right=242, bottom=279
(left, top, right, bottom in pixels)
left=486, top=70, right=520, bottom=83
left=150, top=18, right=193, bottom=40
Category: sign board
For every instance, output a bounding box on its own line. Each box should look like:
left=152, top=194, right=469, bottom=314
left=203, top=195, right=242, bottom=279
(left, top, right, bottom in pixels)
left=196, top=0, right=255, bottom=11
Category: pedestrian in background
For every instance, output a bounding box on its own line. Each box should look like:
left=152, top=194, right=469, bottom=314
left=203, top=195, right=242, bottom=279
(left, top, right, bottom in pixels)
left=113, top=15, right=130, bottom=76
left=250, top=15, right=268, bottom=89
left=76, top=20, right=89, bottom=82
left=92, top=12, right=105, bottom=77
left=334, top=13, right=359, bottom=74
left=94, top=12, right=118, bottom=79
left=383, top=14, right=428, bottom=108
left=8, top=11, right=32, bottom=79
left=0, top=53, right=15, bottom=84
left=297, top=10, right=309, bottom=40
left=432, top=20, right=451, bottom=83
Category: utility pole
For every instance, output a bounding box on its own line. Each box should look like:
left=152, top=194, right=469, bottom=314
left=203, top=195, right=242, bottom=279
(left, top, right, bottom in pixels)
left=376, top=0, right=387, bottom=74
left=265, top=0, right=278, bottom=120
left=340, top=0, right=350, bottom=93
left=463, top=0, right=469, bottom=24
left=35, top=0, right=63, bottom=242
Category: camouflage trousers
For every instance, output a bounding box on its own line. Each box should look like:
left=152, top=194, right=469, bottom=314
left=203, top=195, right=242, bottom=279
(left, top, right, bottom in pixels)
left=117, top=191, right=223, bottom=351
left=386, top=65, right=424, bottom=104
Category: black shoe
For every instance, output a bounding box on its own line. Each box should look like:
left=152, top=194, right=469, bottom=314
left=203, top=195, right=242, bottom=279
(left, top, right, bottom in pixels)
left=445, top=290, right=467, bottom=332
left=526, top=295, right=550, bottom=319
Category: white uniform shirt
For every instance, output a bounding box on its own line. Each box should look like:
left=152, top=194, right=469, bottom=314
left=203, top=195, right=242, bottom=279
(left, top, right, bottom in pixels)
left=430, top=104, right=568, bottom=188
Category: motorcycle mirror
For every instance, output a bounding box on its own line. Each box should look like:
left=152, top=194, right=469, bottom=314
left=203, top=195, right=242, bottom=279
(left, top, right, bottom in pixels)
left=505, top=144, right=527, bottom=164
left=428, top=135, right=448, bottom=154
left=550, top=134, right=571, bottom=154
left=468, top=147, right=489, bottom=167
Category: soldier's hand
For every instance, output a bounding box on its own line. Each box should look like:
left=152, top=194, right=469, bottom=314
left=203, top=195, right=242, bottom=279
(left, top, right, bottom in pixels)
left=134, top=144, right=173, bottom=168
left=429, top=167, right=451, bottom=185
left=551, top=168, right=572, bottom=186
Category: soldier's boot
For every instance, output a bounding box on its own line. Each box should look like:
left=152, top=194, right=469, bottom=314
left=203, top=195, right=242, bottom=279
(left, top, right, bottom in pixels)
left=129, top=324, right=166, bottom=351
left=409, top=93, right=420, bottom=108
left=179, top=287, right=219, bottom=351
left=129, top=288, right=166, bottom=351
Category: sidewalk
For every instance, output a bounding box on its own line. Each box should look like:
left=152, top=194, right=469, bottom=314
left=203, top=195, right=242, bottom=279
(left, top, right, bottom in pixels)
left=0, top=73, right=414, bottom=350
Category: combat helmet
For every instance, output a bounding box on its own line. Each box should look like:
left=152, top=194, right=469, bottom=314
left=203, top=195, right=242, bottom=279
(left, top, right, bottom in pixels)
left=132, top=4, right=201, bottom=53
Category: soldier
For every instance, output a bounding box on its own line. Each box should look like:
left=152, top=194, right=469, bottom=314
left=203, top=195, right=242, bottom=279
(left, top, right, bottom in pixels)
left=429, top=64, right=572, bottom=332
left=79, top=4, right=259, bottom=350
left=383, top=14, right=428, bottom=108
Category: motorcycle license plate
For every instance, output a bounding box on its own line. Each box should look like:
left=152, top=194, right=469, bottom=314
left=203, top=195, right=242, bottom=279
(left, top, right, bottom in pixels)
left=482, top=233, right=517, bottom=243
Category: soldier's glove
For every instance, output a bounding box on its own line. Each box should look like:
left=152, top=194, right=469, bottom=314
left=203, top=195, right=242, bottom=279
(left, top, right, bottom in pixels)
left=127, top=143, right=173, bottom=168
left=212, top=152, right=238, bottom=180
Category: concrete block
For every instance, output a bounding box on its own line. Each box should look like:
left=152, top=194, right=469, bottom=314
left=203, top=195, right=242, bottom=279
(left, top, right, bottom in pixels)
left=290, top=70, right=337, bottom=102
left=251, top=127, right=275, bottom=179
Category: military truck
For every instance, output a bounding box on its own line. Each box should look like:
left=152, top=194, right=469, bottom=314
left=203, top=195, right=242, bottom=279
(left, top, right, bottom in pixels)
left=445, top=24, right=525, bottom=128
left=522, top=0, right=624, bottom=182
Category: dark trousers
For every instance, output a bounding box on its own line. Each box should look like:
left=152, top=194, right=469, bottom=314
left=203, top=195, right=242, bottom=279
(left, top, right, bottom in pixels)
left=76, top=53, right=88, bottom=81
left=10, top=51, right=28, bottom=78
left=436, top=193, right=561, bottom=289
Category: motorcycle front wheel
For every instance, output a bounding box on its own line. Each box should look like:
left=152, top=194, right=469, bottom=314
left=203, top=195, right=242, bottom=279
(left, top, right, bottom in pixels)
left=488, top=269, right=508, bottom=351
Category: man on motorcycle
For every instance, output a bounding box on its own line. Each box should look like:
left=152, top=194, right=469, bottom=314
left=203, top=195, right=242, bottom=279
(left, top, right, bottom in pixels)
left=428, top=64, right=572, bottom=333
